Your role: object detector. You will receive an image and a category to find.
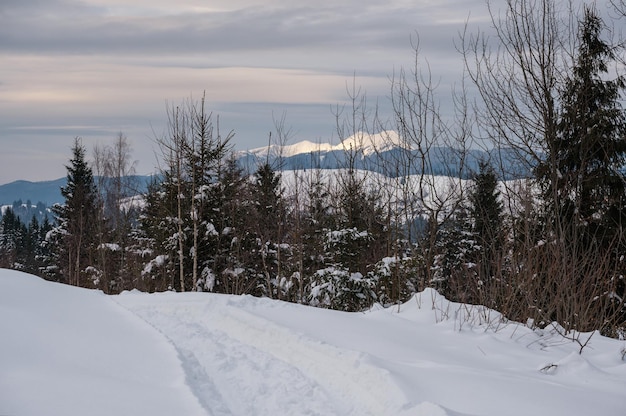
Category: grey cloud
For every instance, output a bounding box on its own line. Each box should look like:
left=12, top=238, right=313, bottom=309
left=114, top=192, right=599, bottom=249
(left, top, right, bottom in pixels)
left=0, top=0, right=491, bottom=183
left=0, top=1, right=473, bottom=58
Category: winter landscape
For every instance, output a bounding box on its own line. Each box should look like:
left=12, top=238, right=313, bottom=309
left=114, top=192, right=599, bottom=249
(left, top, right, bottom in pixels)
left=4, top=1, right=626, bottom=415
left=2, top=268, right=625, bottom=416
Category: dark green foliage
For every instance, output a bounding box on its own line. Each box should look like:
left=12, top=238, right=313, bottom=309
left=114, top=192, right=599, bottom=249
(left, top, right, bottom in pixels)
left=0, top=208, right=53, bottom=276
left=251, top=162, right=287, bottom=298
left=331, top=170, right=388, bottom=275
left=138, top=172, right=191, bottom=291
left=253, top=163, right=283, bottom=227
left=211, top=157, right=257, bottom=295
left=468, top=161, right=504, bottom=282
left=0, top=208, right=23, bottom=268
left=49, top=138, right=100, bottom=287
left=308, top=266, right=377, bottom=312
left=540, top=6, right=626, bottom=243
left=530, top=6, right=626, bottom=334
left=430, top=211, right=480, bottom=302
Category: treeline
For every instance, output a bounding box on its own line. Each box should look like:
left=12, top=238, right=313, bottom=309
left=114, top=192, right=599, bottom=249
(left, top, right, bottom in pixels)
left=0, top=205, right=53, bottom=274
left=1, top=200, right=50, bottom=223
left=2, top=1, right=626, bottom=339
left=0, top=200, right=52, bottom=273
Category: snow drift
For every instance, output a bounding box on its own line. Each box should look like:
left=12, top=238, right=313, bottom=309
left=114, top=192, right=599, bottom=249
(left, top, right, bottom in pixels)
left=1, top=269, right=625, bottom=415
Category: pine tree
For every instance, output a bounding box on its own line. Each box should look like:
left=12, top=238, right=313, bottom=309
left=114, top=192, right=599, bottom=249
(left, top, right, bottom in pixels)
left=0, top=208, right=20, bottom=268
left=134, top=177, right=176, bottom=291
left=252, top=162, right=285, bottom=298
left=468, top=161, right=503, bottom=282
left=544, top=6, right=626, bottom=243
left=213, top=156, right=255, bottom=294
left=331, top=169, right=387, bottom=275
left=138, top=172, right=189, bottom=291
left=183, top=103, right=232, bottom=291
left=51, top=138, right=100, bottom=287
left=34, top=215, right=53, bottom=276
left=430, top=210, right=479, bottom=302
left=21, top=215, right=40, bottom=274
left=534, top=6, right=626, bottom=334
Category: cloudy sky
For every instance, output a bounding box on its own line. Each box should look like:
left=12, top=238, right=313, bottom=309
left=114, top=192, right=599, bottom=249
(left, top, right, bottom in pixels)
left=0, top=0, right=494, bottom=183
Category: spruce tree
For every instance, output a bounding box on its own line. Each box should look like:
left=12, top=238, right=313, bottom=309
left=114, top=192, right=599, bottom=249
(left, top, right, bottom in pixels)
left=547, top=6, right=626, bottom=243
left=213, top=156, right=255, bottom=294
left=0, top=208, right=19, bottom=268
left=468, top=161, right=503, bottom=282
left=51, top=138, right=100, bottom=287
left=536, top=6, right=626, bottom=333
left=252, top=162, right=285, bottom=298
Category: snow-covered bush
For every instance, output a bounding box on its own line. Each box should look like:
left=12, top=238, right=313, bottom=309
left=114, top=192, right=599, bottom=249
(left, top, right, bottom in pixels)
left=368, top=256, right=420, bottom=306
left=323, top=228, right=372, bottom=273
left=309, top=267, right=376, bottom=311
left=430, top=218, right=480, bottom=302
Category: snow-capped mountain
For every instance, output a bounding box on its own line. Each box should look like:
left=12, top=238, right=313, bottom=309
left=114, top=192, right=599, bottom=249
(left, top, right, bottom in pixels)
left=0, top=131, right=531, bottom=207
left=236, top=131, right=530, bottom=179
left=242, top=131, right=411, bottom=160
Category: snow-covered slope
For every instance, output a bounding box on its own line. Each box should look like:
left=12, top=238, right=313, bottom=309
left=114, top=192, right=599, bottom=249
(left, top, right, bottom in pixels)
left=0, top=269, right=205, bottom=416
left=1, top=269, right=625, bottom=416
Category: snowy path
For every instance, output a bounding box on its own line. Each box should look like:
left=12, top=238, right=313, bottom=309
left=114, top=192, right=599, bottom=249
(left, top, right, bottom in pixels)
left=115, top=290, right=626, bottom=416
left=115, top=293, right=430, bottom=416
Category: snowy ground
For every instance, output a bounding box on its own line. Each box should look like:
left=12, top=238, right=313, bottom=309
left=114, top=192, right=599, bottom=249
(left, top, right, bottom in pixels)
left=1, top=269, right=625, bottom=415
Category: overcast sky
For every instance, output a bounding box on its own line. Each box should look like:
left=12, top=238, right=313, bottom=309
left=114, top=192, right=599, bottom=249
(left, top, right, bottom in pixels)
left=1, top=0, right=499, bottom=183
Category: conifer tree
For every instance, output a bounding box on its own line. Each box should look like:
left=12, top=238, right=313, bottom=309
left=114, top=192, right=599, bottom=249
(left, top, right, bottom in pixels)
left=533, top=6, right=626, bottom=333
left=468, top=161, right=503, bottom=282
left=51, top=138, right=100, bottom=287
left=135, top=177, right=178, bottom=291
left=33, top=215, right=53, bottom=276
left=543, top=6, right=626, bottom=243
left=252, top=162, right=285, bottom=298
left=213, top=156, right=255, bottom=294
left=0, top=208, right=20, bottom=268
left=183, top=101, right=232, bottom=291
left=430, top=210, right=478, bottom=301
left=331, top=169, right=387, bottom=275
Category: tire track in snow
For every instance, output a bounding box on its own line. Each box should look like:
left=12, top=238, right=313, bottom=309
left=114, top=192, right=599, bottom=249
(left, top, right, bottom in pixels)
left=117, top=294, right=454, bottom=415
left=108, top=297, right=230, bottom=416
left=209, top=298, right=408, bottom=415
left=118, top=296, right=343, bottom=416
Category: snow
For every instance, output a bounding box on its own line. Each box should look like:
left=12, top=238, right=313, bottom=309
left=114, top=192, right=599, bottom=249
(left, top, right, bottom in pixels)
left=142, top=254, right=169, bottom=276
left=337, top=130, right=409, bottom=156
left=98, top=242, right=121, bottom=251
left=243, top=140, right=334, bottom=159
left=244, top=130, right=410, bottom=159
left=1, top=269, right=625, bottom=416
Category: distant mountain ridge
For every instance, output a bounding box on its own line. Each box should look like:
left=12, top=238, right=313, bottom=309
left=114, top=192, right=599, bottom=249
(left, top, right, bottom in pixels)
left=1, top=132, right=529, bottom=206
left=0, top=176, right=154, bottom=206
left=0, top=178, right=66, bottom=206
left=236, top=131, right=531, bottom=179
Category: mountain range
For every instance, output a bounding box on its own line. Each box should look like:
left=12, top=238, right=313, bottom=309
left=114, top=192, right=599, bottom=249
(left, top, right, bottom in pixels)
left=0, top=176, right=154, bottom=207
left=0, top=132, right=529, bottom=206
left=236, top=131, right=530, bottom=179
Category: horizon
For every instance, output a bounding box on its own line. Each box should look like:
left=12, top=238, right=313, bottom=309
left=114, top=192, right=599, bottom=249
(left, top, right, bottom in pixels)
left=3, top=1, right=622, bottom=185
left=0, top=0, right=492, bottom=184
